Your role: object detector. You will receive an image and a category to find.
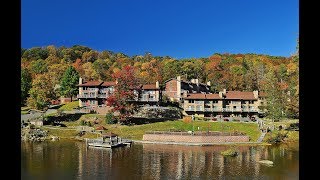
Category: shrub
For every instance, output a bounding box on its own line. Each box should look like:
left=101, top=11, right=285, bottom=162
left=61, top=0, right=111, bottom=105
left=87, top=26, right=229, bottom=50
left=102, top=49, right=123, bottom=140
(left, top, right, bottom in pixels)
left=266, top=131, right=288, bottom=143
left=286, top=123, right=299, bottom=131
left=221, top=147, right=238, bottom=157
left=183, top=116, right=192, bottom=123
left=80, top=120, right=85, bottom=126
left=233, top=118, right=240, bottom=122
left=105, top=112, right=117, bottom=124
left=29, top=124, right=35, bottom=129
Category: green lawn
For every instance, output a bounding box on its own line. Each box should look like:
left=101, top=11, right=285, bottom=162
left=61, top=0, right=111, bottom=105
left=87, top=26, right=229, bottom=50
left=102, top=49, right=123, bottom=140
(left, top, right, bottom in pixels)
left=46, top=117, right=261, bottom=141
left=58, top=101, right=79, bottom=111
left=98, top=120, right=261, bottom=141
left=41, top=126, right=98, bottom=139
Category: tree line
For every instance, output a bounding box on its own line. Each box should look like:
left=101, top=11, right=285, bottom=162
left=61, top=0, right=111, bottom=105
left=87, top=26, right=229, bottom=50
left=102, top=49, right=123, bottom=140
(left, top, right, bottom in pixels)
left=21, top=43, right=299, bottom=119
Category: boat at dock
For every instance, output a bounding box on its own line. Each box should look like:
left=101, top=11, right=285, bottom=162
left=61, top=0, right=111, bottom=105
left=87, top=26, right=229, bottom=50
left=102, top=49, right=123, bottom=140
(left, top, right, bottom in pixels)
left=85, top=132, right=132, bottom=148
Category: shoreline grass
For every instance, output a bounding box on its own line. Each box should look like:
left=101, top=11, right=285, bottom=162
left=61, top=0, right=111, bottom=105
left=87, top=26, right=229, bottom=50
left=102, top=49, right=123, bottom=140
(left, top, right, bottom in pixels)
left=44, top=119, right=262, bottom=141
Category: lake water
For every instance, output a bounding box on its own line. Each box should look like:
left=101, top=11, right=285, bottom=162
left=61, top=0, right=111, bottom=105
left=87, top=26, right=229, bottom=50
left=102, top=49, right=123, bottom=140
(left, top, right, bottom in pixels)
left=21, top=140, right=299, bottom=179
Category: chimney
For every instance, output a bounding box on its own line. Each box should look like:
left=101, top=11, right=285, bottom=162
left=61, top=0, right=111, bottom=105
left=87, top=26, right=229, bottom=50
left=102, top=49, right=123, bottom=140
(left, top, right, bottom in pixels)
left=177, top=76, right=181, bottom=81
left=191, top=79, right=195, bottom=83
left=156, top=81, right=159, bottom=89
left=79, top=77, right=83, bottom=85
left=183, top=91, right=188, bottom=98
left=219, top=92, right=223, bottom=98
left=206, top=81, right=211, bottom=86
left=115, top=79, right=118, bottom=84
left=223, top=89, right=226, bottom=95
left=253, top=90, right=258, bottom=99
left=195, top=79, right=199, bottom=85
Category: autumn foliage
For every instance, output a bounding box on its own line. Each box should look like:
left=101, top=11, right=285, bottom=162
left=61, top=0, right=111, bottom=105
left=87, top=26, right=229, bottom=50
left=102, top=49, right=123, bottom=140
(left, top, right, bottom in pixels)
left=106, top=65, right=139, bottom=122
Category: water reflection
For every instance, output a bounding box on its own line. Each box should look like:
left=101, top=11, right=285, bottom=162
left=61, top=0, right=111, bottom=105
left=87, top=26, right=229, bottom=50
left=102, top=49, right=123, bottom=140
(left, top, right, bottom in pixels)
left=21, top=141, right=299, bottom=180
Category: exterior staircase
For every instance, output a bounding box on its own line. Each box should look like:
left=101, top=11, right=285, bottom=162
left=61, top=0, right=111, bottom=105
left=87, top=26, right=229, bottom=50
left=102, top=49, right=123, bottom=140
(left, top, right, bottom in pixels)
left=257, top=132, right=267, bottom=143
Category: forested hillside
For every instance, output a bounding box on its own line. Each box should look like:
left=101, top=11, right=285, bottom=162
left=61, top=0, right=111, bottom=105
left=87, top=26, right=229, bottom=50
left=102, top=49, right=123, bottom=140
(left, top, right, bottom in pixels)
left=21, top=44, right=299, bottom=118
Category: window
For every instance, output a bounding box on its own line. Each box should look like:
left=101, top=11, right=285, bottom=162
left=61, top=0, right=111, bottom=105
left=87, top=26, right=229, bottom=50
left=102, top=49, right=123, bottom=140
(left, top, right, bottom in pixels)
left=189, top=100, right=194, bottom=103
left=249, top=100, right=254, bottom=104
left=212, top=100, right=218, bottom=104
left=233, top=106, right=236, bottom=109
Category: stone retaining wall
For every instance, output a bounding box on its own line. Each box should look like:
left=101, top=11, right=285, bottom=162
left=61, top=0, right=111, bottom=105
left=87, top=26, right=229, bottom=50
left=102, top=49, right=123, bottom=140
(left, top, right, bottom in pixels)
left=143, top=134, right=249, bottom=143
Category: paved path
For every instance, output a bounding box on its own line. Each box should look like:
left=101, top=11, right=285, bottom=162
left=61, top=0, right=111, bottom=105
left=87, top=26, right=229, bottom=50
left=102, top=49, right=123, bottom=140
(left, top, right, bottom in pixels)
left=257, top=132, right=267, bottom=143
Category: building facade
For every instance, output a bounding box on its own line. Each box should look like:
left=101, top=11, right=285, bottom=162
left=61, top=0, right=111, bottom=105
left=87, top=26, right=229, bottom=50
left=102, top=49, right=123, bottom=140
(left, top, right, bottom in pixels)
left=183, top=89, right=266, bottom=118
left=164, top=76, right=211, bottom=102
left=77, top=78, right=116, bottom=107
left=77, top=78, right=161, bottom=108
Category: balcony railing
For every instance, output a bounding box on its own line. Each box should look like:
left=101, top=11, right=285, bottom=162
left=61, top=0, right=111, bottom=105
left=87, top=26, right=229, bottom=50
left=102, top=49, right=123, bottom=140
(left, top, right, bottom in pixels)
left=77, top=94, right=97, bottom=98
left=222, top=108, right=242, bottom=112
left=204, top=108, right=211, bottom=112
left=185, top=107, right=195, bottom=111
left=212, top=108, right=222, bottom=112
left=97, top=94, right=107, bottom=98
left=139, top=98, right=158, bottom=102
left=231, top=101, right=241, bottom=105
left=195, top=101, right=203, bottom=104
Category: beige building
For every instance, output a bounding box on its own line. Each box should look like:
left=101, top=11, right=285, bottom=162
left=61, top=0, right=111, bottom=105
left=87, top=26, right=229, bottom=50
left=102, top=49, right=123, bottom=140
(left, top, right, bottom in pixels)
left=77, top=78, right=161, bottom=108
left=164, top=76, right=211, bottom=102
left=183, top=89, right=266, bottom=118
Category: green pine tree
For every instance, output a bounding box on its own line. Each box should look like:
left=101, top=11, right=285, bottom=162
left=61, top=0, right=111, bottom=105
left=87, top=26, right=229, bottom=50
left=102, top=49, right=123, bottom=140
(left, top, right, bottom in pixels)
left=60, top=66, right=80, bottom=101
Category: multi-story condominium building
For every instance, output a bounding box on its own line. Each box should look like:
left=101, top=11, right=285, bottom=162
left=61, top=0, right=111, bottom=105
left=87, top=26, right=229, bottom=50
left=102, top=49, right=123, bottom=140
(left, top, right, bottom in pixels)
left=77, top=78, right=116, bottom=107
left=183, top=89, right=266, bottom=118
left=77, top=78, right=161, bottom=108
left=164, top=76, right=211, bottom=102
left=137, top=82, right=161, bottom=105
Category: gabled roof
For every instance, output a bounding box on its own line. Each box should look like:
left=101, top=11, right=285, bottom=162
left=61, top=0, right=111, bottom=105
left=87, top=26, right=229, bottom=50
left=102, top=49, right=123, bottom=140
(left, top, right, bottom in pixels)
left=101, top=81, right=116, bottom=87
left=259, top=92, right=266, bottom=97
left=184, top=93, right=221, bottom=100
left=77, top=81, right=103, bottom=87
left=225, top=91, right=256, bottom=100
left=184, top=93, right=206, bottom=99
left=142, top=84, right=159, bottom=90
left=205, top=94, right=221, bottom=99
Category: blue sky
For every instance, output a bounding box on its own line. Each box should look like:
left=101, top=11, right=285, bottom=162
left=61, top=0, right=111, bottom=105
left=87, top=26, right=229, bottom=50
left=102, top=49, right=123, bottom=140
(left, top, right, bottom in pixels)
left=22, top=0, right=299, bottom=59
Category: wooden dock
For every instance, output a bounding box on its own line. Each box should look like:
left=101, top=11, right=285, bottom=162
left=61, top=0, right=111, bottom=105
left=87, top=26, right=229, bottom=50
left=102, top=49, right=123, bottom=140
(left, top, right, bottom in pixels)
left=85, top=138, right=132, bottom=149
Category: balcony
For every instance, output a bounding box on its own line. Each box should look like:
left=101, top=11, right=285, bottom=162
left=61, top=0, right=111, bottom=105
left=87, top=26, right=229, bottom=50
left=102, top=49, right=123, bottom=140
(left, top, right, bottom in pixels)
left=242, top=108, right=249, bottom=112
left=82, top=88, right=98, bottom=93
left=97, top=94, right=107, bottom=98
left=195, top=101, right=204, bottom=104
left=249, top=108, right=258, bottom=112
left=77, top=94, right=97, bottom=98
left=212, top=108, right=222, bottom=112
left=185, top=107, right=195, bottom=111
left=139, top=98, right=158, bottom=102
left=204, top=108, right=211, bottom=112
left=230, top=101, right=241, bottom=105
left=223, top=108, right=242, bottom=112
